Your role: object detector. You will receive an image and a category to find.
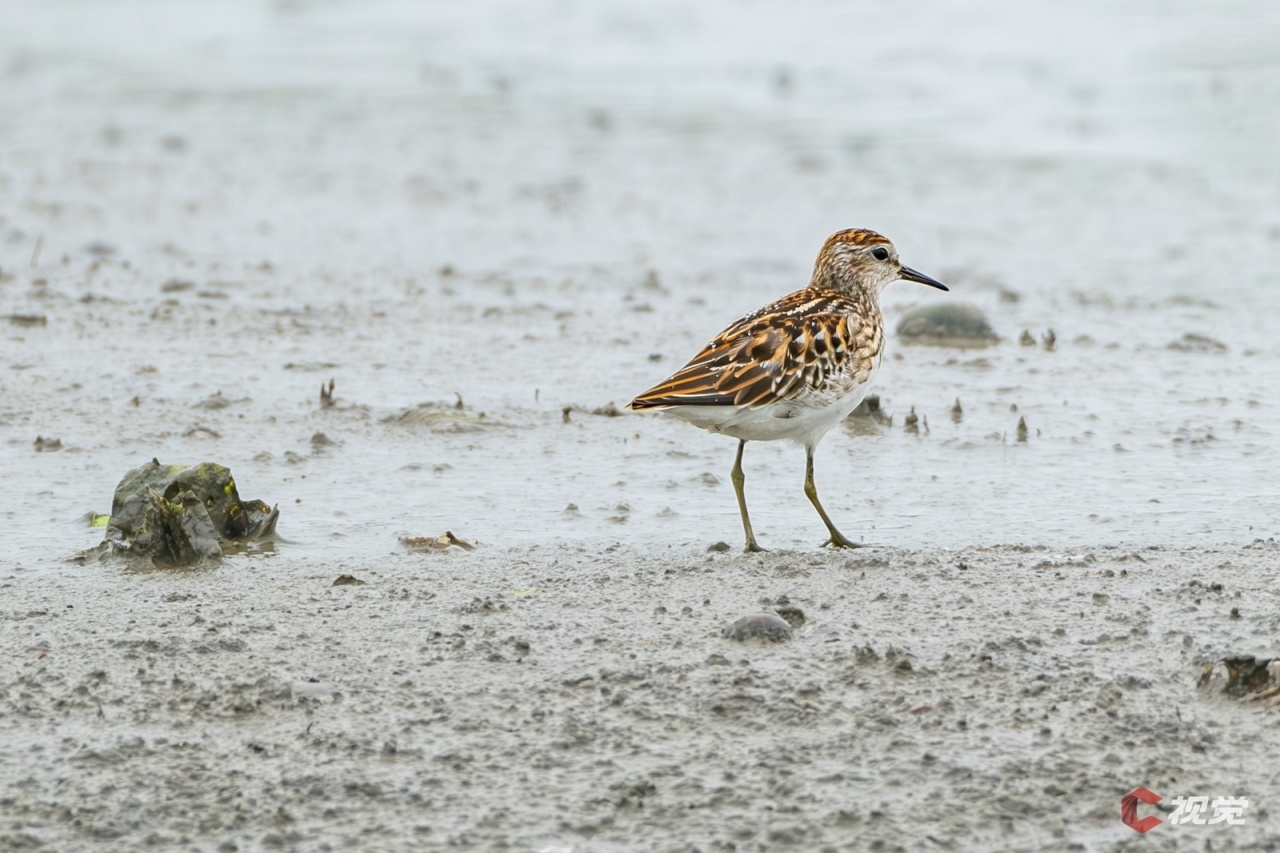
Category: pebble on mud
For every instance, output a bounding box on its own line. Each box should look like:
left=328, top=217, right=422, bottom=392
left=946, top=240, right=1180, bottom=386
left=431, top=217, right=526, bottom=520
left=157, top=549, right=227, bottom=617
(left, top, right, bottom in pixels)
left=895, top=303, right=998, bottom=348
left=310, top=431, right=338, bottom=449
left=1168, top=333, right=1227, bottom=353
left=846, top=393, right=892, bottom=432
left=332, top=574, right=366, bottom=586
left=721, top=612, right=793, bottom=643
left=904, top=407, right=919, bottom=434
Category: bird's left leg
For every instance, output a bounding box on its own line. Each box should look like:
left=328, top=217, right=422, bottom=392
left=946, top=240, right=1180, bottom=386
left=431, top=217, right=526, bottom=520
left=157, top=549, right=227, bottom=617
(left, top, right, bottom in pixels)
left=803, top=445, right=858, bottom=548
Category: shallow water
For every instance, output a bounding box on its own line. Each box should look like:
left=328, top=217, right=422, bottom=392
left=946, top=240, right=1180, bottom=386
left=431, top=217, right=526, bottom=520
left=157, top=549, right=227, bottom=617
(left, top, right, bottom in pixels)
left=3, top=0, right=1280, bottom=562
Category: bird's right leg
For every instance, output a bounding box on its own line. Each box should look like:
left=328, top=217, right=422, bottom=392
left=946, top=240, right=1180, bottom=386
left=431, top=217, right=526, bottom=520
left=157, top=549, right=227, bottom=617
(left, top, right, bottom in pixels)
left=731, top=440, right=765, bottom=553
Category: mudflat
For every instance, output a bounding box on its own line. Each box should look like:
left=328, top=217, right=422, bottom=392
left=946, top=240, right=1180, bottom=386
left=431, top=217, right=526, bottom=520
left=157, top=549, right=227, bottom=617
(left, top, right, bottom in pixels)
left=3, top=1, right=1280, bottom=850
left=6, top=542, right=1279, bottom=851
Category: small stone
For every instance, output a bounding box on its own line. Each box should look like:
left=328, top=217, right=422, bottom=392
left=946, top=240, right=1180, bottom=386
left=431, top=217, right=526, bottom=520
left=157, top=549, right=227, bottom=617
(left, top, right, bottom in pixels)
left=848, top=393, right=892, bottom=424
left=332, top=574, right=365, bottom=586
left=1019, top=329, right=1036, bottom=346
left=896, top=303, right=998, bottom=348
left=774, top=606, right=806, bottom=629
left=1016, top=416, right=1028, bottom=443
left=705, top=653, right=730, bottom=666
left=1167, top=333, right=1226, bottom=353
left=707, top=541, right=731, bottom=552
left=722, top=612, right=793, bottom=643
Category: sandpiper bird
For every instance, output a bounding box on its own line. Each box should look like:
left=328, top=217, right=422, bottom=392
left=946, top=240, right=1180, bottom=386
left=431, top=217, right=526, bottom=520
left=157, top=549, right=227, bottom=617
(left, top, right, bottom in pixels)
left=629, top=229, right=947, bottom=552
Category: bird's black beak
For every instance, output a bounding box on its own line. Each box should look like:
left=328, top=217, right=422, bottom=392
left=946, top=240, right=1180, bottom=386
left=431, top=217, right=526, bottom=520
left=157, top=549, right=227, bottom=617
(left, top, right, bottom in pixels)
left=900, top=266, right=948, bottom=291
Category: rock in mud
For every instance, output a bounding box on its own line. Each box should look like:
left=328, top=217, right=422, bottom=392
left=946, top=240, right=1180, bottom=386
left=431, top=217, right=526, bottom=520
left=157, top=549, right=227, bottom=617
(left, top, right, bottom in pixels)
left=722, top=612, right=793, bottom=643
left=896, top=303, right=998, bottom=348
left=77, top=459, right=279, bottom=567
left=846, top=393, right=892, bottom=432
left=773, top=606, right=806, bottom=629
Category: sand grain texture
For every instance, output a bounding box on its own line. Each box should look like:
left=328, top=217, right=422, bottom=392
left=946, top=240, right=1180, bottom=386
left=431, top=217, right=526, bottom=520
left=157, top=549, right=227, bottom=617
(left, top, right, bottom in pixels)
left=4, top=544, right=1279, bottom=851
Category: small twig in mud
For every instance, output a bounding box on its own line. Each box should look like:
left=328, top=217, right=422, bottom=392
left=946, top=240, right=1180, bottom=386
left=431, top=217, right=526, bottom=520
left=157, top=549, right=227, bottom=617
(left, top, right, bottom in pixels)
left=400, top=531, right=476, bottom=552
left=30, top=234, right=44, bottom=267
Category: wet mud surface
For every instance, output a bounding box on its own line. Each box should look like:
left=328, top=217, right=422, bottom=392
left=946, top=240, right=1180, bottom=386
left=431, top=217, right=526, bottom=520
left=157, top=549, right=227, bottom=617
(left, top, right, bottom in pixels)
left=7, top=544, right=1280, bottom=851
left=3, top=0, right=1280, bottom=850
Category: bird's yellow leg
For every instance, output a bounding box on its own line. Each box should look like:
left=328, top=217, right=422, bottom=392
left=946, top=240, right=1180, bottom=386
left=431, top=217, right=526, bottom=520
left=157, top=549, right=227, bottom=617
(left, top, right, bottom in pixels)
left=804, top=446, right=858, bottom=548
left=731, top=440, right=765, bottom=553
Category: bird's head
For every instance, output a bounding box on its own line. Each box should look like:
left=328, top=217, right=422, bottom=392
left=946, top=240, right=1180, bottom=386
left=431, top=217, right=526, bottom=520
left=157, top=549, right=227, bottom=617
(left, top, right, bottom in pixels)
left=811, top=228, right=948, bottom=296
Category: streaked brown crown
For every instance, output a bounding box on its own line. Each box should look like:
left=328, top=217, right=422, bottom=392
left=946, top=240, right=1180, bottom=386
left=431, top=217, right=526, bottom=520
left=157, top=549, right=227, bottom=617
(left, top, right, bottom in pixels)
left=820, top=228, right=889, bottom=249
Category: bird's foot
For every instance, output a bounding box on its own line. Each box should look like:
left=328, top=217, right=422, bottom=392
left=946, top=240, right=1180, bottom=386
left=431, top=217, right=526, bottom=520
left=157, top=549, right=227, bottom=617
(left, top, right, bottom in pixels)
left=822, top=533, right=861, bottom=549
left=744, top=540, right=767, bottom=554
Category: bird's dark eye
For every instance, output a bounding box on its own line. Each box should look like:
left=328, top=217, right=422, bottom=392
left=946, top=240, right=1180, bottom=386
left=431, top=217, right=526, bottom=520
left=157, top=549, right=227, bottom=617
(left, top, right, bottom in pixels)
left=871, top=247, right=890, bottom=261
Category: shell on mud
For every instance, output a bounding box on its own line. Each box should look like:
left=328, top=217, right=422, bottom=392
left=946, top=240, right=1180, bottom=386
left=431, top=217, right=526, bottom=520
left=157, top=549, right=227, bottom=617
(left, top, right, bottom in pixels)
left=1199, top=655, right=1280, bottom=705
left=78, top=459, right=279, bottom=567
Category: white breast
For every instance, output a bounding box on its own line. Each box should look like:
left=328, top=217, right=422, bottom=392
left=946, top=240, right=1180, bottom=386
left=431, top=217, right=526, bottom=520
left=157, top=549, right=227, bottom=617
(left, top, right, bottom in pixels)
left=663, top=358, right=880, bottom=448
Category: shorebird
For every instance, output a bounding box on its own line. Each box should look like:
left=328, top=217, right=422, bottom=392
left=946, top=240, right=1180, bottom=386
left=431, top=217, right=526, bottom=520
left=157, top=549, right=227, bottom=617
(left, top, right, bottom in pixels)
left=629, top=229, right=947, bottom=552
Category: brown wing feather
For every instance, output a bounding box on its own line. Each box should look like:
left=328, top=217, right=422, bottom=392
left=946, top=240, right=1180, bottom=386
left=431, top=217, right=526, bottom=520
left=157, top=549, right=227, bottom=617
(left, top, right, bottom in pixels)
left=629, top=289, right=865, bottom=410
